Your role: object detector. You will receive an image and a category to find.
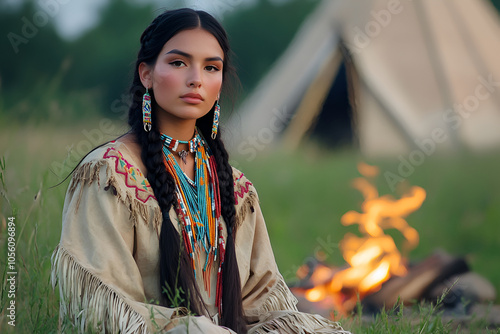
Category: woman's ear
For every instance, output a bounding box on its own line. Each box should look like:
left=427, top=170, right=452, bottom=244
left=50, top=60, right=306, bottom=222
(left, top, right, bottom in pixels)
left=138, top=62, right=153, bottom=88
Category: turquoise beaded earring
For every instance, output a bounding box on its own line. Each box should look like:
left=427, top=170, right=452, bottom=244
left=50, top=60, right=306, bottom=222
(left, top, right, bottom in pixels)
left=142, top=87, right=152, bottom=132
left=212, top=99, right=220, bottom=139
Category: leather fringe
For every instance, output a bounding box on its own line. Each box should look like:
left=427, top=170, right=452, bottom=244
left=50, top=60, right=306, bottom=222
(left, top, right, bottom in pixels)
left=51, top=244, right=148, bottom=334
left=248, top=312, right=351, bottom=334
left=246, top=274, right=351, bottom=334
left=246, top=274, right=299, bottom=318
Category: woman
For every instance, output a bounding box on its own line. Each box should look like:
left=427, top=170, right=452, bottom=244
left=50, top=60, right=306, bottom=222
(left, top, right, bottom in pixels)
left=51, top=8, right=350, bottom=334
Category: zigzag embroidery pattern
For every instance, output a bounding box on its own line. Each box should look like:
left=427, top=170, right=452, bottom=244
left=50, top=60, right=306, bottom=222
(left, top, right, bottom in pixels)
left=234, top=173, right=252, bottom=205
left=103, top=147, right=156, bottom=203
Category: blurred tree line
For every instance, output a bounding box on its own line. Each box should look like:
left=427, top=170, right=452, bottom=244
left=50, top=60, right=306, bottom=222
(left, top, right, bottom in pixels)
left=0, top=0, right=319, bottom=123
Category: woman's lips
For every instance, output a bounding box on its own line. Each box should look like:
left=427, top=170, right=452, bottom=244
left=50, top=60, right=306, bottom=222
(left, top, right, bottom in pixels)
left=180, top=93, right=203, bottom=104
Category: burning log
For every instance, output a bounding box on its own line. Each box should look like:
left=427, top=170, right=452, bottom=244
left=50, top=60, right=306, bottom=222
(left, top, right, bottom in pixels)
left=289, top=162, right=497, bottom=322
left=362, top=250, right=469, bottom=312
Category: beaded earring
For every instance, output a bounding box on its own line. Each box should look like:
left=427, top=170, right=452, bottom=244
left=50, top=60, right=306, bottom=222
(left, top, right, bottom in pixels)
left=211, top=100, right=220, bottom=139
left=142, top=87, right=152, bottom=132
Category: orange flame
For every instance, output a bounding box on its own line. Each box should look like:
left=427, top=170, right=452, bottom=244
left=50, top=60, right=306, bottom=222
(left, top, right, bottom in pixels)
left=303, top=162, right=426, bottom=313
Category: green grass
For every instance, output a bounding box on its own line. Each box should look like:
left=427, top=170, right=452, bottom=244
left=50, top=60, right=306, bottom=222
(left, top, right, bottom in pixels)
left=1, top=123, right=499, bottom=332
left=0, top=122, right=120, bottom=333
left=342, top=293, right=500, bottom=334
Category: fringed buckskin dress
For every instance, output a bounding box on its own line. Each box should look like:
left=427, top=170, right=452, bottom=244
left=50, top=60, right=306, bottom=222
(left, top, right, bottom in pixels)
left=51, top=141, right=350, bottom=334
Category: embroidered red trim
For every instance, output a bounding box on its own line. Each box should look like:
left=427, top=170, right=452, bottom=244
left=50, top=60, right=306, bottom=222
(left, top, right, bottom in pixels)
left=103, top=147, right=155, bottom=203
left=234, top=180, right=252, bottom=205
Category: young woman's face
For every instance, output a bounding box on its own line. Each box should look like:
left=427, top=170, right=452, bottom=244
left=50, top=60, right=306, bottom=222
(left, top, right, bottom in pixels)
left=148, top=28, right=224, bottom=122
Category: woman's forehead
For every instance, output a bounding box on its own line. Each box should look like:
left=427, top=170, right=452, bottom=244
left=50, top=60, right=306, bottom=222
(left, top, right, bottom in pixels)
left=160, top=28, right=224, bottom=59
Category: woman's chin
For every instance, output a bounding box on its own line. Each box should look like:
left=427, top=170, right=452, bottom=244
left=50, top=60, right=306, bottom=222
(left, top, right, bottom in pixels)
left=159, top=108, right=210, bottom=121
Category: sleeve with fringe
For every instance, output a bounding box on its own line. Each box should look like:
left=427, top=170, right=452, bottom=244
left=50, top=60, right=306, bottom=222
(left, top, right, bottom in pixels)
left=232, top=169, right=350, bottom=334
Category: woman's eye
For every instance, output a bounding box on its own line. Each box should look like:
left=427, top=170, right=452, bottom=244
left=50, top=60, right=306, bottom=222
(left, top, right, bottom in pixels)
left=170, top=60, right=185, bottom=67
left=205, top=65, right=220, bottom=72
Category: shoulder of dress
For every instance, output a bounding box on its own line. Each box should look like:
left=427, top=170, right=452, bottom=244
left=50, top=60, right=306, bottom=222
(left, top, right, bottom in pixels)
left=71, top=141, right=156, bottom=205
left=231, top=166, right=259, bottom=227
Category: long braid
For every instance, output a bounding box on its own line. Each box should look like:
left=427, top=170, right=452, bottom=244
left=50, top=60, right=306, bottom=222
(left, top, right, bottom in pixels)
left=198, top=113, right=247, bottom=333
left=214, top=138, right=246, bottom=332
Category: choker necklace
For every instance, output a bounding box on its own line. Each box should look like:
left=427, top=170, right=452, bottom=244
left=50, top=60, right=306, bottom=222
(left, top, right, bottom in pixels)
left=160, top=129, right=225, bottom=314
left=162, top=132, right=202, bottom=164
left=162, top=133, right=202, bottom=152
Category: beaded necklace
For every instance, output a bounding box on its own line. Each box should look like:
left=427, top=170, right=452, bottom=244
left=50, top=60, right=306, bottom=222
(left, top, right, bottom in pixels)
left=161, top=129, right=225, bottom=313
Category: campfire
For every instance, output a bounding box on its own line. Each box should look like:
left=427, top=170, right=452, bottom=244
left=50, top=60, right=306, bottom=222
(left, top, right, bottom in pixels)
left=290, top=163, right=497, bottom=321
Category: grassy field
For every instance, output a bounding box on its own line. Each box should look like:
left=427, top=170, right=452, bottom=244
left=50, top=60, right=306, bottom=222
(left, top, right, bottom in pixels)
left=1, top=122, right=499, bottom=333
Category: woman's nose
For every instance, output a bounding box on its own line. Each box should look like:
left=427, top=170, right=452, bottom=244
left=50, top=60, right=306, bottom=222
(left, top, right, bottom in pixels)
left=187, top=68, right=202, bottom=88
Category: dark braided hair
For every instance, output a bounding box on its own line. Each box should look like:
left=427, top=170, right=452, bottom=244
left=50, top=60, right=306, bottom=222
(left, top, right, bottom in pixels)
left=127, top=8, right=246, bottom=333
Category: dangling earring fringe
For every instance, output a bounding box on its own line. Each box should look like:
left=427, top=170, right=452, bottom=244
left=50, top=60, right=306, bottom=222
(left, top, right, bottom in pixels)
left=142, top=88, right=152, bottom=132
left=211, top=101, right=220, bottom=139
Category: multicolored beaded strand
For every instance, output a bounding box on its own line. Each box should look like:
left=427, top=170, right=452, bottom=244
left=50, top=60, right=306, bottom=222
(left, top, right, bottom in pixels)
left=211, top=101, right=220, bottom=139
left=161, top=130, right=225, bottom=307
left=142, top=88, right=152, bottom=132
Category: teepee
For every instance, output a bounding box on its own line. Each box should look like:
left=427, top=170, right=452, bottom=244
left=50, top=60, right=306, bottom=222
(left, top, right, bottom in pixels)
left=227, top=0, right=500, bottom=156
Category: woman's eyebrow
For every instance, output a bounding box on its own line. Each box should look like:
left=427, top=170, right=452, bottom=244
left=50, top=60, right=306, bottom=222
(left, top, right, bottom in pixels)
left=166, top=49, right=223, bottom=62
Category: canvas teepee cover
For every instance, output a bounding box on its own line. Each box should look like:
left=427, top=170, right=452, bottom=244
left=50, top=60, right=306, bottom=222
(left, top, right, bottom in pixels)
left=228, top=0, right=500, bottom=156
